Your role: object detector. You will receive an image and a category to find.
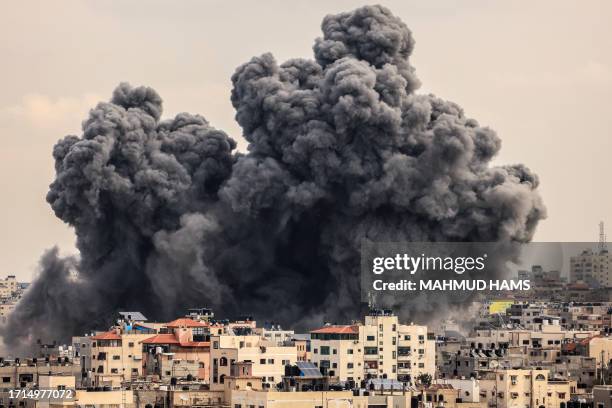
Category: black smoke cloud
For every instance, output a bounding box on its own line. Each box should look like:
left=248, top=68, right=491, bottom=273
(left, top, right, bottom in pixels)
left=2, top=5, right=545, bottom=352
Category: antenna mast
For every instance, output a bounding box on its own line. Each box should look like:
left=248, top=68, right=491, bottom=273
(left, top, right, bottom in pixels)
left=599, top=221, right=607, bottom=252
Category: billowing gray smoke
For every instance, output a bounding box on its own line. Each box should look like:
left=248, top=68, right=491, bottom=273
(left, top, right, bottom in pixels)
left=2, top=5, right=545, bottom=352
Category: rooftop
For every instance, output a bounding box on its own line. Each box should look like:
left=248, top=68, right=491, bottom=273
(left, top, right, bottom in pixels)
left=166, top=318, right=208, bottom=328
left=91, top=331, right=121, bottom=341
left=311, top=325, right=359, bottom=335
left=142, top=334, right=180, bottom=345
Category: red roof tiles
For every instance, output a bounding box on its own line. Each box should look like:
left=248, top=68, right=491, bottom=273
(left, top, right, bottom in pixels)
left=91, top=331, right=121, bottom=341
left=311, top=325, right=359, bottom=334
left=166, top=318, right=209, bottom=328
left=142, top=334, right=180, bottom=344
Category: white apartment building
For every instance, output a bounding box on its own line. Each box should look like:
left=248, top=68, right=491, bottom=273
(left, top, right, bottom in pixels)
left=310, top=310, right=435, bottom=384
left=310, top=325, right=363, bottom=382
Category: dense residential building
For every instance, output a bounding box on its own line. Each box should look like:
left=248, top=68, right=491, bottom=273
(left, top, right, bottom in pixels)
left=479, top=369, right=574, bottom=408
left=5, top=300, right=612, bottom=407
left=0, top=275, right=28, bottom=322
left=310, top=325, right=363, bottom=381
left=75, top=312, right=156, bottom=388
left=142, top=317, right=212, bottom=383
left=571, top=248, right=611, bottom=287
left=210, top=332, right=297, bottom=390
left=310, top=309, right=435, bottom=383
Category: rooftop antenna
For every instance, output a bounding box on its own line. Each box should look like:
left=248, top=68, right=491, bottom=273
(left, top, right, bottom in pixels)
left=367, top=291, right=377, bottom=311
left=599, top=221, right=607, bottom=253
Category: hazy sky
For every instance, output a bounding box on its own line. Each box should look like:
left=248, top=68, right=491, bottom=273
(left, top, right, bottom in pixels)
left=1, top=1, right=611, bottom=281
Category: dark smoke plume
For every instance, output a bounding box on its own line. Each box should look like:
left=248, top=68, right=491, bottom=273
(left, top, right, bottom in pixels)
left=1, top=5, right=545, bottom=352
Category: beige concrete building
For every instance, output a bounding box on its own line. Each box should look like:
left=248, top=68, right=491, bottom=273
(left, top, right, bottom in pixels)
left=292, top=334, right=310, bottom=362
left=469, top=324, right=599, bottom=351
left=310, top=311, right=435, bottom=384
left=479, top=369, right=573, bottom=408
left=310, top=325, right=363, bottom=382
left=0, top=360, right=80, bottom=389
left=142, top=318, right=211, bottom=383
left=85, top=329, right=152, bottom=388
left=583, top=336, right=612, bottom=370
left=210, top=334, right=297, bottom=390
left=0, top=275, right=18, bottom=297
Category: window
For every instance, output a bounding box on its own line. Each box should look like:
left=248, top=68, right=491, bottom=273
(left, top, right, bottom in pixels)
left=113, top=355, right=120, bottom=360
left=267, top=359, right=274, bottom=364
left=404, top=335, right=411, bottom=341
left=260, top=359, right=266, bottom=364
left=2, top=377, right=10, bottom=383
left=220, top=357, right=228, bottom=366
left=347, top=363, right=354, bottom=369
left=128, top=342, right=134, bottom=347
left=132, top=368, right=138, bottom=373
left=379, top=324, right=383, bottom=331
left=111, top=368, right=118, bottom=374
left=392, top=324, right=396, bottom=332
left=213, top=341, right=219, bottom=349
left=332, top=349, right=337, bottom=355
left=320, top=346, right=330, bottom=355
left=367, top=335, right=375, bottom=341
left=348, top=349, right=354, bottom=354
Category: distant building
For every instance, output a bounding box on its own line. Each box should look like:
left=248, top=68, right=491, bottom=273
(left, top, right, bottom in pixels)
left=0, top=275, right=28, bottom=322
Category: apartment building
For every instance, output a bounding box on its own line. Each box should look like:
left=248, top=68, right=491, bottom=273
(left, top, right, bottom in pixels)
left=292, top=334, right=310, bottom=362
left=0, top=359, right=80, bottom=389
left=479, top=369, right=573, bottom=408
left=210, top=334, right=297, bottom=390
left=84, top=330, right=149, bottom=388
left=571, top=249, right=611, bottom=287
left=0, top=275, right=27, bottom=322
left=310, top=325, right=363, bottom=382
left=142, top=317, right=211, bottom=382
left=310, top=310, right=435, bottom=384
left=469, top=323, right=599, bottom=351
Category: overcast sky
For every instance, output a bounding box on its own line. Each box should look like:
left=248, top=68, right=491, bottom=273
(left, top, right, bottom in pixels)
left=1, top=0, right=611, bottom=281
